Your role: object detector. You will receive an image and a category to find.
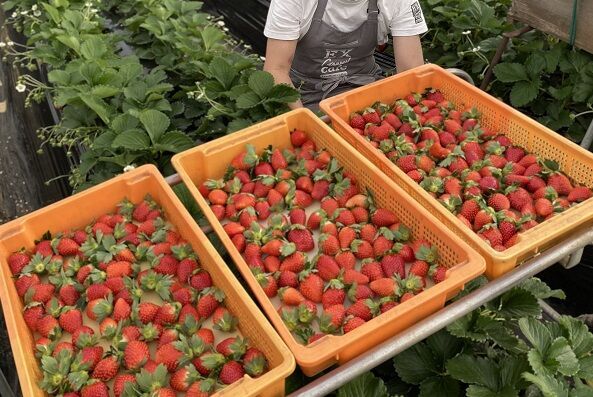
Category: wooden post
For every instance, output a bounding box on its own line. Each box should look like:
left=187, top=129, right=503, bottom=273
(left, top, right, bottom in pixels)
left=509, top=0, right=593, bottom=54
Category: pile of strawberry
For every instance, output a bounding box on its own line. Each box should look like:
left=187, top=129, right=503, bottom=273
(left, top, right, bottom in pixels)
left=349, top=89, right=593, bottom=251
left=199, top=131, right=448, bottom=345
left=7, top=197, right=267, bottom=397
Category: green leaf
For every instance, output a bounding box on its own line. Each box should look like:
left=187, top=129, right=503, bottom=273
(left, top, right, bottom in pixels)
left=520, top=317, right=552, bottom=353
left=264, top=83, right=300, bottom=103
left=47, top=70, right=71, bottom=85
left=547, top=337, right=580, bottom=376
left=201, top=26, right=225, bottom=51
left=493, top=63, right=528, bottom=83
left=80, top=37, right=108, bottom=60
left=467, top=385, right=518, bottom=397
left=91, top=85, right=120, bottom=99
left=576, top=355, right=593, bottom=379
left=426, top=330, right=463, bottom=367
left=394, top=343, right=439, bottom=384
left=501, top=355, right=531, bottom=389
left=41, top=2, right=60, bottom=23
left=227, top=118, right=253, bottom=133
left=510, top=80, right=540, bottom=107
left=154, top=131, right=194, bottom=153
left=209, top=57, right=237, bottom=90
left=543, top=45, right=562, bottom=73
left=337, top=372, right=388, bottom=397
left=419, top=376, right=460, bottom=397
left=571, top=380, right=593, bottom=397
left=248, top=71, right=275, bottom=98
left=522, top=372, right=569, bottom=397
left=447, top=312, right=490, bottom=342
left=558, top=316, right=593, bottom=358
left=139, top=109, right=170, bottom=143
left=446, top=355, right=499, bottom=390
left=56, top=35, right=81, bottom=54
left=110, top=114, right=139, bottom=133
left=489, top=288, right=541, bottom=319
left=519, top=278, right=566, bottom=300
left=112, top=130, right=151, bottom=151
left=548, top=86, right=574, bottom=101
left=236, top=91, right=262, bottom=109
left=79, top=94, right=111, bottom=124
left=525, top=54, right=546, bottom=78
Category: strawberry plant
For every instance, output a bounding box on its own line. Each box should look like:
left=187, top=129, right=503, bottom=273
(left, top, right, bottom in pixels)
left=350, top=89, right=593, bottom=250
left=199, top=130, right=452, bottom=344
left=0, top=0, right=298, bottom=190
left=8, top=195, right=270, bottom=395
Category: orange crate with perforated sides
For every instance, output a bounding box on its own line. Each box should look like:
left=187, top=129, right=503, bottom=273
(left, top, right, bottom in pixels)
left=320, top=64, right=593, bottom=279
left=0, top=165, right=294, bottom=397
left=172, top=109, right=484, bottom=376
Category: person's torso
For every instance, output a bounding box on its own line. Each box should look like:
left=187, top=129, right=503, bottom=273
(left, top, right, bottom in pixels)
left=296, top=0, right=390, bottom=44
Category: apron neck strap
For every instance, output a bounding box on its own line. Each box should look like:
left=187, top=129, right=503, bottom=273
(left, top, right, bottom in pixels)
left=312, top=0, right=330, bottom=21
left=368, top=0, right=379, bottom=19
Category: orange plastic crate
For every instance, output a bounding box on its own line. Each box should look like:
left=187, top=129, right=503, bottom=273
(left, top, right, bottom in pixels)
left=320, top=64, right=593, bottom=279
left=172, top=109, right=485, bottom=376
left=0, top=165, right=294, bottom=397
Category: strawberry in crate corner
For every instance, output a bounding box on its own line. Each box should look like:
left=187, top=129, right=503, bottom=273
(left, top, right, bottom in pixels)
left=8, top=196, right=269, bottom=396
left=349, top=88, right=593, bottom=251
left=199, top=130, right=449, bottom=345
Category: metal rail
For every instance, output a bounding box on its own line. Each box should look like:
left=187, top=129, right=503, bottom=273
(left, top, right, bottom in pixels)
left=288, top=226, right=593, bottom=397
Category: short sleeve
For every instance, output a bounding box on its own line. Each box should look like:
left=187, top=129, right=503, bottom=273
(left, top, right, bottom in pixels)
left=389, top=0, right=428, bottom=37
left=264, top=0, right=302, bottom=40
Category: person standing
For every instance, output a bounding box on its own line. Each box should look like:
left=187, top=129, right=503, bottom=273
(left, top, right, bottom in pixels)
left=263, top=0, right=428, bottom=110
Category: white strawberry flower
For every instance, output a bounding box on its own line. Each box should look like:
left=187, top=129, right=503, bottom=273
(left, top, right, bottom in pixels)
left=123, top=164, right=136, bottom=172
left=0, top=42, right=5, bottom=48
left=217, top=21, right=225, bottom=27
left=15, top=83, right=26, bottom=93
left=31, top=4, right=38, bottom=10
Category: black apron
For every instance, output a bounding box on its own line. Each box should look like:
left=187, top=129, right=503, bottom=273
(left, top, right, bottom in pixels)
left=290, top=0, right=383, bottom=111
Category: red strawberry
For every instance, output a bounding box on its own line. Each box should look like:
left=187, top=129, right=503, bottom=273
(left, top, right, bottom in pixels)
left=371, top=208, right=397, bottom=227
left=23, top=305, right=44, bottom=331
left=342, top=269, right=369, bottom=285
left=106, top=261, right=132, bottom=278
left=124, top=340, right=150, bottom=370
left=256, top=271, right=278, bottom=297
left=291, top=129, right=308, bottom=147
left=322, top=285, right=346, bottom=309
left=59, top=309, right=83, bottom=333
left=361, top=260, right=384, bottom=281
left=190, top=271, right=213, bottom=292
left=346, top=300, right=376, bottom=321
left=114, top=374, right=136, bottom=397
left=81, top=346, right=104, bottom=371
left=154, top=255, right=178, bottom=276
left=370, top=277, right=397, bottom=297
left=280, top=252, right=306, bottom=273
left=343, top=317, right=366, bottom=333
left=56, top=237, right=80, bottom=256
left=81, top=382, right=109, bottom=397
left=15, top=274, right=40, bottom=297
left=381, top=254, right=405, bottom=278
left=219, top=360, right=245, bottom=385
left=534, top=198, right=553, bottom=217
left=155, top=302, right=180, bottom=325
left=8, top=252, right=30, bottom=275
left=409, top=260, right=429, bottom=278
left=480, top=227, right=503, bottom=247
left=299, top=273, right=323, bottom=303
left=155, top=343, right=183, bottom=372
left=278, top=271, right=299, bottom=288
left=568, top=186, right=592, bottom=203
left=338, top=227, right=356, bottom=249
left=86, top=284, right=111, bottom=301
left=488, top=193, right=510, bottom=211
left=316, top=255, right=340, bottom=281
left=431, top=266, right=447, bottom=283
left=507, top=187, right=532, bottom=210
left=350, top=239, right=373, bottom=259
left=113, top=298, right=131, bottom=321
left=350, top=113, right=366, bottom=129
left=279, top=287, right=305, bottom=306
left=197, top=289, right=224, bottom=319
left=362, top=108, right=381, bottom=124
left=287, top=228, right=314, bottom=252
left=319, top=234, right=340, bottom=256
left=319, top=304, right=345, bottom=333
left=27, top=283, right=55, bottom=304
left=548, top=173, right=572, bottom=196
left=92, top=356, right=119, bottom=381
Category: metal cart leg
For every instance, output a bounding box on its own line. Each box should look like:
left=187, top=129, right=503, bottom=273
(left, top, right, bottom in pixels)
left=561, top=118, right=593, bottom=269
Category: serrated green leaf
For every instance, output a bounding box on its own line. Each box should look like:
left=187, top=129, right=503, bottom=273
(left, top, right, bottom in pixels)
left=522, top=372, right=569, bottom=397
left=558, top=316, right=593, bottom=358
left=79, top=94, right=111, bottom=124
left=394, top=343, right=439, bottom=384
left=447, top=312, right=489, bottom=342
left=510, top=80, right=540, bottom=107
left=489, top=288, right=541, bottom=319
left=576, top=355, right=593, bottom=379
left=155, top=131, right=194, bottom=153
left=139, top=109, right=170, bottom=143
left=56, top=35, right=81, bottom=54
left=236, top=91, right=262, bottom=109
left=47, top=70, right=71, bottom=85
left=525, top=54, right=546, bottom=78
left=209, top=57, right=237, bottom=90
left=543, top=45, right=562, bottom=73
left=110, top=114, right=139, bottom=133
left=520, top=278, right=566, bottom=300
left=528, top=349, right=549, bottom=376
left=264, top=83, right=300, bottom=104
left=494, top=63, right=528, bottom=83
left=248, top=71, right=275, bottom=98
left=337, top=372, right=388, bottom=397
left=419, top=375, right=460, bottom=397
left=201, top=26, right=225, bottom=51
left=467, top=385, right=519, bottom=397
left=446, top=355, right=499, bottom=390
left=548, top=86, right=574, bottom=101
left=426, top=329, right=463, bottom=367
left=501, top=355, right=531, bottom=390
left=91, top=85, right=120, bottom=98
left=112, top=130, right=151, bottom=151
left=80, top=37, right=108, bottom=60
left=227, top=118, right=253, bottom=133
left=571, top=379, right=593, bottom=397
left=520, top=317, right=553, bottom=353
left=547, top=337, right=580, bottom=376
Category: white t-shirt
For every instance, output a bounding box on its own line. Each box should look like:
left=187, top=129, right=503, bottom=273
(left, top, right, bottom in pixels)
left=264, top=0, right=428, bottom=45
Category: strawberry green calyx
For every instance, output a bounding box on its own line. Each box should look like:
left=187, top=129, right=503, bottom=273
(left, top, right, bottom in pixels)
left=297, top=303, right=316, bottom=324
left=325, top=278, right=345, bottom=292
left=415, top=245, right=439, bottom=264
left=280, top=306, right=299, bottom=331
left=45, top=297, right=64, bottom=318
left=140, top=271, right=173, bottom=301
left=177, top=314, right=201, bottom=336
left=213, top=310, right=238, bottom=333
left=202, top=286, right=226, bottom=303
left=131, top=364, right=169, bottom=395
left=170, top=243, right=195, bottom=261
left=398, top=274, right=424, bottom=294
left=392, top=225, right=411, bottom=242
left=294, top=326, right=315, bottom=344
left=92, top=295, right=113, bottom=322
left=244, top=354, right=267, bottom=377
left=117, top=198, right=135, bottom=219
left=140, top=323, right=160, bottom=342
left=174, top=334, right=207, bottom=365
left=204, top=178, right=225, bottom=190
left=21, top=253, right=51, bottom=275
left=201, top=352, right=227, bottom=371
left=420, top=176, right=444, bottom=194
left=38, top=350, right=73, bottom=394
left=227, top=336, right=248, bottom=360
